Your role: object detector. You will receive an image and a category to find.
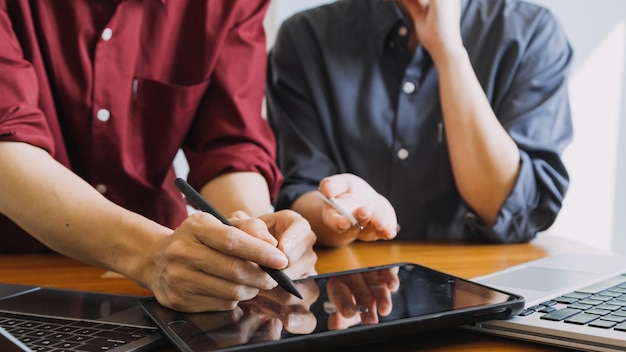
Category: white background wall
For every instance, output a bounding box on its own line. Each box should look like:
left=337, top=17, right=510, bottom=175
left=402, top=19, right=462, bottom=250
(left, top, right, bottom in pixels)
left=264, top=0, right=626, bottom=252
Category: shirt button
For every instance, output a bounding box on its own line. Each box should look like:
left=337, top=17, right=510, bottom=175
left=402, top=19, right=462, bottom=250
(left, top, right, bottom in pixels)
left=96, top=109, right=111, bottom=122
left=397, top=148, right=409, bottom=160
left=398, top=26, right=408, bottom=37
left=102, top=28, right=113, bottom=41
left=95, top=184, right=107, bottom=194
left=403, top=81, right=416, bottom=94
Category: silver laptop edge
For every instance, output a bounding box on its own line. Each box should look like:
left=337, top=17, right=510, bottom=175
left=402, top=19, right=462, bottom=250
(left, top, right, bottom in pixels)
left=465, top=252, right=626, bottom=352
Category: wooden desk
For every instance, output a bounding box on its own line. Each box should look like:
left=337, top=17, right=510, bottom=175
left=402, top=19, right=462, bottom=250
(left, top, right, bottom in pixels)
left=0, top=235, right=593, bottom=351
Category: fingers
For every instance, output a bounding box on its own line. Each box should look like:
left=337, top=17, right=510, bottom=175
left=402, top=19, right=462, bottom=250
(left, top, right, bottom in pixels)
left=150, top=213, right=292, bottom=312
left=260, top=210, right=318, bottom=279
left=152, top=237, right=271, bottom=312
left=189, top=212, right=289, bottom=270
left=318, top=176, right=370, bottom=235
left=319, top=174, right=352, bottom=198
left=318, top=174, right=398, bottom=242
left=321, top=202, right=357, bottom=233
left=259, top=210, right=309, bottom=257
left=151, top=207, right=318, bottom=312
left=355, top=207, right=398, bottom=242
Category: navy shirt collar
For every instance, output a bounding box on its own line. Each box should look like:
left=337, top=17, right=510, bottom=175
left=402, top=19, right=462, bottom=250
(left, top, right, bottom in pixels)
left=373, top=1, right=406, bottom=55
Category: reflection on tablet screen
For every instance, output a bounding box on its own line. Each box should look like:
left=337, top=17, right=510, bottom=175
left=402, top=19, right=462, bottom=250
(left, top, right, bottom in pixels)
left=141, top=263, right=522, bottom=352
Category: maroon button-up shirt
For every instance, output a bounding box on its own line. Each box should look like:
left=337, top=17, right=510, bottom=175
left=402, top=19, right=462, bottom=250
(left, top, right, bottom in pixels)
left=0, top=0, right=282, bottom=252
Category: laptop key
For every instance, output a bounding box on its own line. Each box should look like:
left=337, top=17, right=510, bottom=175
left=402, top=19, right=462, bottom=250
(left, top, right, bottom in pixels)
left=75, top=344, right=114, bottom=352
left=1, top=309, right=159, bottom=352
left=87, top=336, right=120, bottom=348
left=601, top=314, right=626, bottom=323
left=552, top=296, right=579, bottom=304
left=599, top=290, right=623, bottom=298
left=589, top=294, right=614, bottom=302
left=564, top=313, right=600, bottom=325
left=538, top=306, right=557, bottom=313
left=607, top=299, right=626, bottom=307
left=562, top=292, right=590, bottom=300
left=518, top=309, right=535, bottom=316
left=541, top=308, right=582, bottom=321
left=611, top=310, right=626, bottom=317
left=540, top=300, right=557, bottom=307
left=578, top=298, right=604, bottom=306
left=30, top=347, right=53, bottom=352
left=596, top=303, right=622, bottom=311
left=93, top=330, right=141, bottom=343
left=568, top=303, right=594, bottom=310
left=589, top=319, right=618, bottom=329
left=51, top=340, right=82, bottom=349
left=586, top=308, right=612, bottom=316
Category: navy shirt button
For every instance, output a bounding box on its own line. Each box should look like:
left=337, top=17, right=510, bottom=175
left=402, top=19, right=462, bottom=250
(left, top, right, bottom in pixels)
left=402, top=81, right=416, bottom=94
left=397, top=148, right=409, bottom=160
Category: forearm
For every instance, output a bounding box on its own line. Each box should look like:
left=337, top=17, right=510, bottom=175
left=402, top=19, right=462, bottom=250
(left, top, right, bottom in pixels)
left=200, top=172, right=272, bottom=218
left=434, top=48, right=520, bottom=225
left=0, top=142, right=171, bottom=284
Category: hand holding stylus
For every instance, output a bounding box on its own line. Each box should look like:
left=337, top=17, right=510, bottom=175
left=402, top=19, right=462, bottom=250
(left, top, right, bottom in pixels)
left=317, top=174, right=399, bottom=245
left=146, top=178, right=316, bottom=312
left=175, top=178, right=303, bottom=299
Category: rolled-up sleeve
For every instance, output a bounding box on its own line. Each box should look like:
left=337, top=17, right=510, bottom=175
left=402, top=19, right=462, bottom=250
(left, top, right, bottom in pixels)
left=0, top=5, right=54, bottom=154
left=183, top=0, right=283, bottom=199
left=467, top=9, right=573, bottom=243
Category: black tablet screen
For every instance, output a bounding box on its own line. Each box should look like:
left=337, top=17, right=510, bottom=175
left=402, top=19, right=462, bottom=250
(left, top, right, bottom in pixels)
left=140, top=263, right=523, bottom=352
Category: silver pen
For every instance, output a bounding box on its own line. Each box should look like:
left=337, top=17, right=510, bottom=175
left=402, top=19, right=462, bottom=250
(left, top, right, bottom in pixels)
left=316, top=191, right=364, bottom=231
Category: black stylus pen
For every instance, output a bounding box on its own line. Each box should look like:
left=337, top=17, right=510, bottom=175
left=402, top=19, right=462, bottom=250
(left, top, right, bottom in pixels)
left=174, top=178, right=302, bottom=299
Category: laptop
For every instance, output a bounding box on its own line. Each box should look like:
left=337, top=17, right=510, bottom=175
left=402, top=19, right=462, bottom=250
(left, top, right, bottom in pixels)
left=1, top=326, right=31, bottom=352
left=139, top=262, right=525, bottom=352
left=0, top=282, right=163, bottom=352
left=465, top=252, right=626, bottom=351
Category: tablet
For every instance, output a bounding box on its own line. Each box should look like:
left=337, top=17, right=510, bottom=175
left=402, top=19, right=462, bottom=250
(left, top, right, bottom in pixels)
left=140, top=263, right=524, bottom=352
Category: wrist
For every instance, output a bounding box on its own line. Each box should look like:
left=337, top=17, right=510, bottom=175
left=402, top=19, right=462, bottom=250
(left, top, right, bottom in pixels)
left=113, top=216, right=172, bottom=290
left=429, top=41, right=468, bottom=69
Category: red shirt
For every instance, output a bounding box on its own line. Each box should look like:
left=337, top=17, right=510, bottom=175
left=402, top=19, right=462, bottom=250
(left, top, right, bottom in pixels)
left=0, top=0, right=282, bottom=253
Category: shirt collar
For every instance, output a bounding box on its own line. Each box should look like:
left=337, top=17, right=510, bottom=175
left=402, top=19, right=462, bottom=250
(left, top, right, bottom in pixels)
left=372, top=1, right=405, bottom=55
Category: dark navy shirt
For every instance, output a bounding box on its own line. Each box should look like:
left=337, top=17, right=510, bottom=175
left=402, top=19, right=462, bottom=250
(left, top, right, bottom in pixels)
left=267, top=0, right=573, bottom=243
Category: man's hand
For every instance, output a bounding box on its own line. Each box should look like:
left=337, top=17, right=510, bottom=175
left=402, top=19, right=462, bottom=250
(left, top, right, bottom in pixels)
left=146, top=212, right=292, bottom=312
left=318, top=174, right=398, bottom=245
left=257, top=209, right=318, bottom=280
left=403, top=0, right=463, bottom=60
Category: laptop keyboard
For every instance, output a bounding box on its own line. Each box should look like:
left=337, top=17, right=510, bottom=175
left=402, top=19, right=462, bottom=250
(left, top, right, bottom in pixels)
left=0, top=311, right=159, bottom=351
left=518, top=275, right=626, bottom=331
